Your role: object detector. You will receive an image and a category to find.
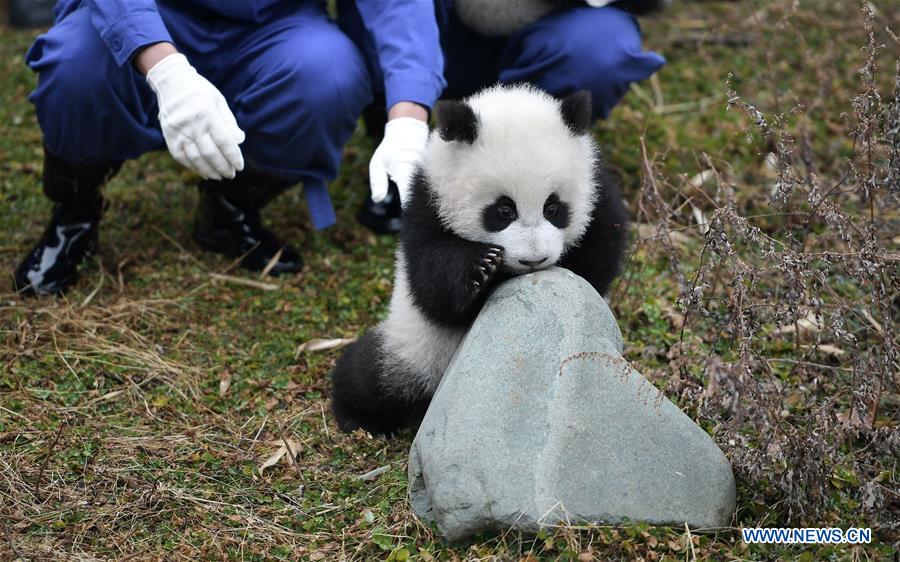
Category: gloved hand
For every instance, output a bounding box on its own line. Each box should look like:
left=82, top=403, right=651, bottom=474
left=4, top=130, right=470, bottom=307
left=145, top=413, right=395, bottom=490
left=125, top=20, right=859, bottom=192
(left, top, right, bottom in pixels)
left=146, top=53, right=245, bottom=180
left=369, top=117, right=429, bottom=205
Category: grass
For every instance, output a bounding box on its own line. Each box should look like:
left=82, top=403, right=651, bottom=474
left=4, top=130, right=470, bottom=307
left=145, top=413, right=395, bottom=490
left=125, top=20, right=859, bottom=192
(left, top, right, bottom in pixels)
left=1, top=1, right=898, bottom=560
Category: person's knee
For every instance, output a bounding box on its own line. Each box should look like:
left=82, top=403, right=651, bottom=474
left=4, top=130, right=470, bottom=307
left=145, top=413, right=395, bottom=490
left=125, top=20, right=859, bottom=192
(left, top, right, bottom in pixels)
left=275, top=32, right=371, bottom=126
left=28, top=10, right=121, bottom=116
left=505, top=7, right=664, bottom=117
left=564, top=9, right=664, bottom=111
left=27, top=8, right=163, bottom=163
left=237, top=28, right=371, bottom=177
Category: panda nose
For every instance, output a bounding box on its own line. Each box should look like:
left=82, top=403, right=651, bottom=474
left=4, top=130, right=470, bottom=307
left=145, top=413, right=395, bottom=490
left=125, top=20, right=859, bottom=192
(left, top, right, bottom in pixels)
left=519, top=257, right=548, bottom=267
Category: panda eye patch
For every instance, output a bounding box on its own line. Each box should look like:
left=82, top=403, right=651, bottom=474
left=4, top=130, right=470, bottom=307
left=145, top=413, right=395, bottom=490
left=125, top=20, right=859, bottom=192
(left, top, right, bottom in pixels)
left=544, top=193, right=571, bottom=228
left=481, top=196, right=518, bottom=232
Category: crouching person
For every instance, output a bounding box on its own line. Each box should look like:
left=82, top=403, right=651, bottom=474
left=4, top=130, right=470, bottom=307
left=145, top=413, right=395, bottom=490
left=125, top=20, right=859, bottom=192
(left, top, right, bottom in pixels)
left=15, top=0, right=443, bottom=295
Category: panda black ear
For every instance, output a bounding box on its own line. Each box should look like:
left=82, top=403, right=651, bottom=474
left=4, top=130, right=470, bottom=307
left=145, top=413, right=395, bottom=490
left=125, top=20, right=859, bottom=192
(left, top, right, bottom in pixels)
left=560, top=91, right=593, bottom=136
left=434, top=100, right=478, bottom=144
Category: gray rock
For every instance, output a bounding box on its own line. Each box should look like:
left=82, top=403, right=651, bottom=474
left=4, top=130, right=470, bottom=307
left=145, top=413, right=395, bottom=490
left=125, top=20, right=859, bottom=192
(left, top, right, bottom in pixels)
left=408, top=268, right=735, bottom=541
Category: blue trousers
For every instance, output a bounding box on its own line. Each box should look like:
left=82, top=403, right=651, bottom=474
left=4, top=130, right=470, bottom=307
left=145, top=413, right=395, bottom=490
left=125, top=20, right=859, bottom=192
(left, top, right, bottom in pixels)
left=27, top=3, right=663, bottom=228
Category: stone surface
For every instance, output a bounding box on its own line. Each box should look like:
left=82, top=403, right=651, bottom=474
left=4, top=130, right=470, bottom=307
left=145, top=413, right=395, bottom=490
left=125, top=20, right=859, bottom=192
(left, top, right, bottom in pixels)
left=408, top=268, right=735, bottom=541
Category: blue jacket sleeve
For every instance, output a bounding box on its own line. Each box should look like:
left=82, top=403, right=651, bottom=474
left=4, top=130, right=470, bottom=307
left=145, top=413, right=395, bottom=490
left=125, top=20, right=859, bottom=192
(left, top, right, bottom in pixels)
left=355, top=0, right=446, bottom=110
left=86, top=0, right=174, bottom=66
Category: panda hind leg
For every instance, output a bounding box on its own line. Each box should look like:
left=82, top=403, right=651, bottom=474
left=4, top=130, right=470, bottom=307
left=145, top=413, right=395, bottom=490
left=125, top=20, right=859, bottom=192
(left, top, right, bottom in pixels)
left=330, top=330, right=430, bottom=437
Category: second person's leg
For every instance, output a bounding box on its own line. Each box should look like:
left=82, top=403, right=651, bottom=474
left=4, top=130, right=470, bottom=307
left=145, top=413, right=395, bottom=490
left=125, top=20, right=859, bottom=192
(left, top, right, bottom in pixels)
left=178, top=5, right=372, bottom=272
left=497, top=6, right=665, bottom=119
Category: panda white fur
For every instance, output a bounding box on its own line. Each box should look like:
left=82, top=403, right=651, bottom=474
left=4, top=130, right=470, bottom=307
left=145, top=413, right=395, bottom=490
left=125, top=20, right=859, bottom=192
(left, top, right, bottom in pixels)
left=331, top=85, right=628, bottom=435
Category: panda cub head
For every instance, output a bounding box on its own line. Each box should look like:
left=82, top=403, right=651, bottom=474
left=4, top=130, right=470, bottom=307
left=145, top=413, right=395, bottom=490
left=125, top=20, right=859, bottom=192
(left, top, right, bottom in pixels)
left=423, top=85, right=598, bottom=274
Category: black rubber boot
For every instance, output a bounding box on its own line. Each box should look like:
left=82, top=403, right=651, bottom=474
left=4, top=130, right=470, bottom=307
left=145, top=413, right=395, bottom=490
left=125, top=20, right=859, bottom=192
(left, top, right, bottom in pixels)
left=13, top=148, right=121, bottom=296
left=192, top=169, right=304, bottom=275
left=357, top=180, right=404, bottom=235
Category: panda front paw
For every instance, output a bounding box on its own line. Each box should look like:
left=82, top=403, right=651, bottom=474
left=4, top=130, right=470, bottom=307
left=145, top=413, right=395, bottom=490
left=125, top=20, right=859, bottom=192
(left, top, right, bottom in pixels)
left=468, top=246, right=504, bottom=298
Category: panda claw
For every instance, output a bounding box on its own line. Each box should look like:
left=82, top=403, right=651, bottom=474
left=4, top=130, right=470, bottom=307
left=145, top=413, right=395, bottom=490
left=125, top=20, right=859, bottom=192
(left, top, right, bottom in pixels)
left=465, top=246, right=505, bottom=304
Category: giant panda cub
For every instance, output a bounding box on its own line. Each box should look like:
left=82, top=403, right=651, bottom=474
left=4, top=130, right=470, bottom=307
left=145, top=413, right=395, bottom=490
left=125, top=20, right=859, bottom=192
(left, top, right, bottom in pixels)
left=331, top=85, right=628, bottom=435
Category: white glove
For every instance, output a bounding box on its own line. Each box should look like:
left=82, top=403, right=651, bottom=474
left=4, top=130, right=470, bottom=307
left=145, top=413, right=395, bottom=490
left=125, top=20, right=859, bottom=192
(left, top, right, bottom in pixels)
left=146, top=53, right=245, bottom=180
left=369, top=117, right=429, bottom=204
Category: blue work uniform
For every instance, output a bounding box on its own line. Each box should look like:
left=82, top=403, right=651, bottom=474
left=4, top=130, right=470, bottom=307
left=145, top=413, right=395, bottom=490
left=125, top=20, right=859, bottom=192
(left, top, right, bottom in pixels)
left=26, top=0, right=445, bottom=229
left=27, top=0, right=662, bottom=229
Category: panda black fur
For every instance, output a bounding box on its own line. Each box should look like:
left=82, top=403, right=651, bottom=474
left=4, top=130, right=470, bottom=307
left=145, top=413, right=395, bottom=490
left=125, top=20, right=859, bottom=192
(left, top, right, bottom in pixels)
left=331, top=85, right=628, bottom=436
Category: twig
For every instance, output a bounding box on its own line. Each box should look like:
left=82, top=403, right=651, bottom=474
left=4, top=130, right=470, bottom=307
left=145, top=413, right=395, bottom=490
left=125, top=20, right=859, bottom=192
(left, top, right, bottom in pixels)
left=319, top=403, right=330, bottom=438
left=654, top=94, right=725, bottom=115
left=259, top=248, right=284, bottom=279
left=81, top=262, right=105, bottom=307
left=0, top=405, right=30, bottom=423
left=276, top=420, right=303, bottom=480
left=150, top=225, right=203, bottom=266
left=650, top=73, right=664, bottom=109
left=766, top=358, right=853, bottom=372
left=116, top=257, right=131, bottom=294
left=3, top=522, right=27, bottom=562
left=685, top=522, right=697, bottom=562
left=209, top=273, right=279, bottom=291
left=220, top=242, right=261, bottom=274
left=249, top=416, right=268, bottom=452
left=34, top=423, right=65, bottom=503
left=870, top=368, right=884, bottom=429
left=51, top=328, right=81, bottom=383
left=357, top=465, right=390, bottom=481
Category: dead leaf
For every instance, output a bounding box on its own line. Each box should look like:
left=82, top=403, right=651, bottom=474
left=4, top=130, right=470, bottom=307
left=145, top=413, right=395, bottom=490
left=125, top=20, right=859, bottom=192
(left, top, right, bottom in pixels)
left=295, top=337, right=355, bottom=358
left=664, top=305, right=685, bottom=330
left=94, top=390, right=126, bottom=402
left=258, top=438, right=302, bottom=475
left=801, top=344, right=845, bottom=357
left=769, top=311, right=821, bottom=339
left=259, top=446, right=286, bottom=475
left=218, top=371, right=232, bottom=398
left=691, top=204, right=709, bottom=235
left=636, top=223, right=693, bottom=247
left=358, top=465, right=390, bottom=481
left=687, top=169, right=715, bottom=189
left=264, top=397, right=280, bottom=411
left=210, top=272, right=279, bottom=291
left=837, top=407, right=874, bottom=428
left=861, top=308, right=884, bottom=336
